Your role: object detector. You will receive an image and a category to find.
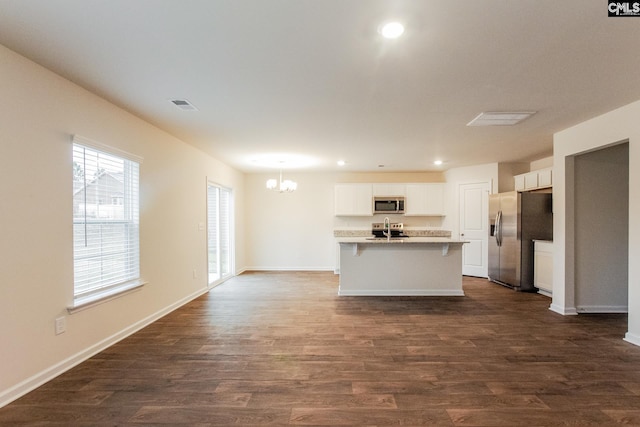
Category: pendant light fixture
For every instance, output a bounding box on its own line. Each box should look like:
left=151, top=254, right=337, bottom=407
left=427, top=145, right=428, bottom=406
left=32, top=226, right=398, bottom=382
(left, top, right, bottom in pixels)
left=266, top=169, right=297, bottom=192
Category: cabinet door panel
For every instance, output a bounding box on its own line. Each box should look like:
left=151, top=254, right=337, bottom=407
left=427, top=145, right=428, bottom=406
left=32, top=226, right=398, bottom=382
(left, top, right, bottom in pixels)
left=405, top=184, right=445, bottom=216
left=335, top=184, right=373, bottom=216
left=538, top=169, right=552, bottom=188
left=524, top=172, right=538, bottom=189
left=372, top=184, right=405, bottom=196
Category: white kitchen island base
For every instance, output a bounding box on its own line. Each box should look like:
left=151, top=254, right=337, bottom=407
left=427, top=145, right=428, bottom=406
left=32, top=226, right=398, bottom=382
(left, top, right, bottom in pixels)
left=337, top=238, right=465, bottom=296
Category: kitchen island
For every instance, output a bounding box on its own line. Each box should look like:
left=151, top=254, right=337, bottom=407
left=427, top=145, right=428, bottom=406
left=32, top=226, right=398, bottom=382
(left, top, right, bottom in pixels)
left=336, top=237, right=467, bottom=296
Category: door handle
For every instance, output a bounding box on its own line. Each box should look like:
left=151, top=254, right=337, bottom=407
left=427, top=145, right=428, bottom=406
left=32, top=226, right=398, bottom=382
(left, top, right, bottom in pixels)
left=496, top=210, right=502, bottom=247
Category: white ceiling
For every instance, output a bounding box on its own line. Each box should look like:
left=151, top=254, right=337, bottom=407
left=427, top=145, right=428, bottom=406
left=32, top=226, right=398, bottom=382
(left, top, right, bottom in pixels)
left=1, top=1, right=640, bottom=172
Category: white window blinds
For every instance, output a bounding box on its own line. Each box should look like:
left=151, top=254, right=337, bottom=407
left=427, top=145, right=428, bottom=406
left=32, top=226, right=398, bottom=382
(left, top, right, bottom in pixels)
left=72, top=139, right=140, bottom=305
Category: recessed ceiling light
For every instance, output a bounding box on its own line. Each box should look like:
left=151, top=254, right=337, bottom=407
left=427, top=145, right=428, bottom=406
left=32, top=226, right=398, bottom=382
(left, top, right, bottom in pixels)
left=434, top=160, right=443, bottom=166
left=337, top=160, right=346, bottom=166
left=467, top=111, right=536, bottom=126
left=379, top=22, right=404, bottom=39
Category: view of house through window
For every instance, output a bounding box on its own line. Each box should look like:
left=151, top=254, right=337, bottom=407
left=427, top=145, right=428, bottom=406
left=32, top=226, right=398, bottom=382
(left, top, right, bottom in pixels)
left=207, top=183, right=231, bottom=285
left=72, top=140, right=140, bottom=304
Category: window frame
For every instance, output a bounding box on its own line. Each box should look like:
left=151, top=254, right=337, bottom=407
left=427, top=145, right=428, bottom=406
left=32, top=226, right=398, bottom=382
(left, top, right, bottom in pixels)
left=70, top=135, right=145, bottom=312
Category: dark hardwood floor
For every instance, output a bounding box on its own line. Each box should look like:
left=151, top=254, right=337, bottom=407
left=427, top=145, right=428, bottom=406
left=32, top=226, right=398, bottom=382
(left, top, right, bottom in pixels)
left=2, top=271, right=640, bottom=426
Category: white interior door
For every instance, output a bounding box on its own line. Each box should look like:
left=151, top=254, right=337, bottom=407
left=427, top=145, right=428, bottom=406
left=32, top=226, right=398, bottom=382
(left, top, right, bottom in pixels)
left=459, top=182, right=489, bottom=277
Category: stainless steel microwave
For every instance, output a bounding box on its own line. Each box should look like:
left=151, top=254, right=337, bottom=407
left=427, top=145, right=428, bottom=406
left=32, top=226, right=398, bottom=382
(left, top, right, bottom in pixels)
left=373, top=197, right=405, bottom=214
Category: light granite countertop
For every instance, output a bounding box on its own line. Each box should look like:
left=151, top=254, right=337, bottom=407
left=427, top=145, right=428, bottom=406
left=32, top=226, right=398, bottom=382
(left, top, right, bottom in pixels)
left=335, top=236, right=467, bottom=244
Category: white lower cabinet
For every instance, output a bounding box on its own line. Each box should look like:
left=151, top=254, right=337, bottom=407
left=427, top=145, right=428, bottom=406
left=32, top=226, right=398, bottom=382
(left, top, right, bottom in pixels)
left=404, top=184, right=445, bottom=216
left=534, top=240, right=553, bottom=296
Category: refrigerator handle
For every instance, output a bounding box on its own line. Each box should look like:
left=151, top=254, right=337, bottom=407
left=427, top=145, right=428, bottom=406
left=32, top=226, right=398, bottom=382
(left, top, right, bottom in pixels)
left=496, top=210, right=502, bottom=247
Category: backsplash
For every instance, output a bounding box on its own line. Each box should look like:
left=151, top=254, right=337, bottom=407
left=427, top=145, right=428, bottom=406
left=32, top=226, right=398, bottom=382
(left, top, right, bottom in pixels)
left=333, top=214, right=445, bottom=230
left=334, top=229, right=452, bottom=238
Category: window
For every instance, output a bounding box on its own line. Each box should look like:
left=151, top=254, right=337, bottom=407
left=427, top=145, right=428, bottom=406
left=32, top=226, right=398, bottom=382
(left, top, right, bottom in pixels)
left=72, top=136, right=142, bottom=308
left=207, top=183, right=232, bottom=285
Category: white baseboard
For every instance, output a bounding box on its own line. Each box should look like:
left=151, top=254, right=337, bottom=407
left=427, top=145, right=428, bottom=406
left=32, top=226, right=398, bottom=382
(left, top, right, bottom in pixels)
left=537, top=289, right=552, bottom=298
left=624, top=332, right=640, bottom=347
left=576, top=305, right=628, bottom=313
left=338, top=289, right=465, bottom=296
left=0, top=286, right=210, bottom=409
left=549, top=303, right=578, bottom=315
left=242, top=266, right=335, bottom=272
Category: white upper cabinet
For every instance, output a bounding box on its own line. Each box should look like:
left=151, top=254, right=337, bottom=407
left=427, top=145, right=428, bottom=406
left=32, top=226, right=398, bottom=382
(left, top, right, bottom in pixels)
left=334, top=184, right=373, bottom=216
left=524, top=172, right=538, bottom=189
left=537, top=168, right=553, bottom=188
left=372, top=183, right=406, bottom=197
left=404, top=183, right=445, bottom=216
left=515, top=168, right=553, bottom=191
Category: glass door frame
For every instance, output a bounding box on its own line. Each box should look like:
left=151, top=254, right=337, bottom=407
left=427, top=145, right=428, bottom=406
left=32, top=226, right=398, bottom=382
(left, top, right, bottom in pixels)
left=206, top=180, right=234, bottom=288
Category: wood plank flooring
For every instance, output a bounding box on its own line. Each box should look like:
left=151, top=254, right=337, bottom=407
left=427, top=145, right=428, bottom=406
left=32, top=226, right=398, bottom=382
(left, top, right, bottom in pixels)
left=2, top=271, right=640, bottom=425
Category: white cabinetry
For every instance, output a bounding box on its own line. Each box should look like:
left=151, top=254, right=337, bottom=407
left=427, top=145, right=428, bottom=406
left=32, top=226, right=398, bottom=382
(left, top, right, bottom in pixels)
left=537, top=168, right=552, bottom=188
left=524, top=172, right=538, bottom=189
left=534, top=240, right=553, bottom=296
left=334, top=184, right=373, bottom=216
left=372, top=183, right=406, bottom=196
left=404, top=184, right=445, bottom=216
left=515, top=168, right=553, bottom=191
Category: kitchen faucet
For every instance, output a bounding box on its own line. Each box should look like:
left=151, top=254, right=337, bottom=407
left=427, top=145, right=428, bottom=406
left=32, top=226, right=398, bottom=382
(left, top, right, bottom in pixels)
left=383, top=217, right=391, bottom=241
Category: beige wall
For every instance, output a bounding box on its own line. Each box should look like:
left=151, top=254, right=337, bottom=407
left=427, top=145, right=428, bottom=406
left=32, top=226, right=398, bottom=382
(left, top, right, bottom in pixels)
left=497, top=162, right=529, bottom=192
left=334, top=171, right=445, bottom=183
left=553, top=99, right=640, bottom=345
left=0, top=44, right=245, bottom=405
left=244, top=172, right=336, bottom=270
left=530, top=156, right=553, bottom=170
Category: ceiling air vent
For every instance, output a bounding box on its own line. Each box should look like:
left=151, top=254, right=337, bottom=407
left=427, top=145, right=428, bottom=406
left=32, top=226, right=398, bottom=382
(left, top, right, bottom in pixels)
left=170, top=99, right=198, bottom=111
left=467, top=111, right=535, bottom=126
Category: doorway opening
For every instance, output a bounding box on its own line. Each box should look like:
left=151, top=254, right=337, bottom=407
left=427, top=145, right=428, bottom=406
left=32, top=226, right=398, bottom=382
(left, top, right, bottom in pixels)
left=572, top=141, right=629, bottom=313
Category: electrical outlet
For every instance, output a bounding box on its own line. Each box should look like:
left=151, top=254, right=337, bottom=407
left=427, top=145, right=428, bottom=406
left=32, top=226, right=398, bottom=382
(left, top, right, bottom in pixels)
left=193, top=269, right=198, bottom=279
left=55, top=316, right=66, bottom=335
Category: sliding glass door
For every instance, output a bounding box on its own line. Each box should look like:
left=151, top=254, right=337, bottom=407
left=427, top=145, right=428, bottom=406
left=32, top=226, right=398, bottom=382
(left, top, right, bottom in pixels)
left=207, top=182, right=232, bottom=286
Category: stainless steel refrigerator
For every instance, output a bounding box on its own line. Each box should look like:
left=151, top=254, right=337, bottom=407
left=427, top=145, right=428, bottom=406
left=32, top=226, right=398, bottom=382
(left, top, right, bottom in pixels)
left=488, top=191, right=553, bottom=291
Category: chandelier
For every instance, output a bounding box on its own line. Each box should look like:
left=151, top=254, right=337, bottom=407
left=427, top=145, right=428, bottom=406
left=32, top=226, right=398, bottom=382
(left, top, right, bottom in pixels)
left=266, top=169, right=297, bottom=192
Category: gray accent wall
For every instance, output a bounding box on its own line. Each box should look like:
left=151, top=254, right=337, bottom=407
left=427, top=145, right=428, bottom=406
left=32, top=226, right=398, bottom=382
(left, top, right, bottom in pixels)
left=574, top=142, right=629, bottom=312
